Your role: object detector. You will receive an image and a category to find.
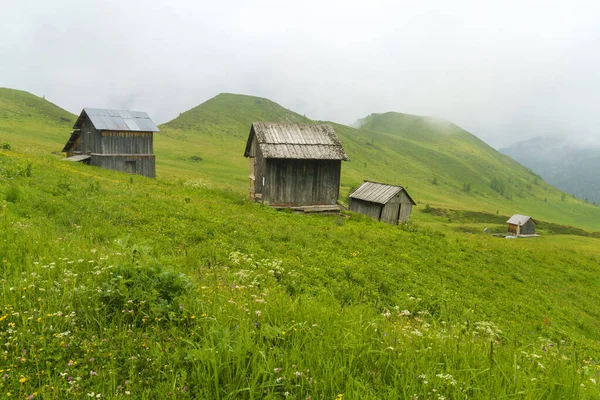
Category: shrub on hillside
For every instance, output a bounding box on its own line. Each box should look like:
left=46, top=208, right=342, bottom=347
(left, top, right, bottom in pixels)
left=5, top=184, right=20, bottom=203
left=84, top=264, right=193, bottom=326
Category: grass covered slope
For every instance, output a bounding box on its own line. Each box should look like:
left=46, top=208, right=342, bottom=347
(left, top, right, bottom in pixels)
left=0, top=88, right=75, bottom=152
left=348, top=112, right=600, bottom=231
left=2, top=149, right=600, bottom=398
left=164, top=93, right=311, bottom=137
left=2, top=88, right=600, bottom=232
left=158, top=93, right=600, bottom=231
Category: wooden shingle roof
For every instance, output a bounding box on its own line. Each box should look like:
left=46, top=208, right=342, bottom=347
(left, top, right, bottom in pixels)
left=506, top=214, right=536, bottom=226
left=349, top=181, right=416, bottom=205
left=244, top=122, right=349, bottom=160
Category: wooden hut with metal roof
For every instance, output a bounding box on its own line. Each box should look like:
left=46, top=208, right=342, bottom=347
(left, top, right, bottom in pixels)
left=62, top=108, right=159, bottom=178
left=507, top=214, right=537, bottom=236
left=349, top=181, right=416, bottom=224
left=244, top=122, right=348, bottom=211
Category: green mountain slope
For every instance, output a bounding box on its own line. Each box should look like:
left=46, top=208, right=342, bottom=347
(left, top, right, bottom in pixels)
left=158, top=97, right=600, bottom=231
left=1, top=88, right=600, bottom=231
left=165, top=93, right=311, bottom=137
left=0, top=87, right=75, bottom=151
left=1, top=149, right=600, bottom=397
left=339, top=111, right=600, bottom=231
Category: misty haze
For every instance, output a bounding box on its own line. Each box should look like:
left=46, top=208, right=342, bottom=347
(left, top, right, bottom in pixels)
left=2, top=0, right=600, bottom=149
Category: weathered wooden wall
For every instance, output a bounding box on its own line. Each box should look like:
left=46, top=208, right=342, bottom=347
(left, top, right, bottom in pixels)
left=521, top=220, right=536, bottom=235
left=351, top=190, right=413, bottom=224
left=379, top=191, right=414, bottom=224
left=247, top=136, right=265, bottom=199
left=101, top=131, right=153, bottom=154
left=380, top=196, right=401, bottom=224
left=78, top=117, right=100, bottom=154
left=398, top=191, right=413, bottom=222
left=262, top=159, right=341, bottom=206
left=349, top=199, right=382, bottom=220
left=508, top=224, right=518, bottom=234
left=91, top=154, right=156, bottom=178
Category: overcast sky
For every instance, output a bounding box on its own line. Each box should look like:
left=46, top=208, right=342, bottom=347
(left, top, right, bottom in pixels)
left=2, top=0, right=599, bottom=148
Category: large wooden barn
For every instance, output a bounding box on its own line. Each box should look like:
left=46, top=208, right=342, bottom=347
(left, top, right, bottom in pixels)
left=62, top=108, right=159, bottom=178
left=244, top=122, right=348, bottom=211
left=507, top=214, right=537, bottom=236
left=349, top=181, right=416, bottom=224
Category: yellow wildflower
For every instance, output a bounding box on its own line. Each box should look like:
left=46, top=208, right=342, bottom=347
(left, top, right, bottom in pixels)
left=19, top=377, right=27, bottom=383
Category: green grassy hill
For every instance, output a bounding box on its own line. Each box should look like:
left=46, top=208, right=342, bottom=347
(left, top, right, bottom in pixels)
left=351, top=112, right=600, bottom=230
left=0, top=87, right=75, bottom=152
left=2, top=89, right=600, bottom=397
left=1, top=149, right=600, bottom=398
left=2, top=88, right=599, bottom=232
left=157, top=94, right=600, bottom=231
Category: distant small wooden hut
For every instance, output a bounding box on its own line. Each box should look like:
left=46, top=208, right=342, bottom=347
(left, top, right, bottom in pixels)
left=507, top=214, right=536, bottom=236
left=62, top=108, right=159, bottom=178
left=349, top=181, right=416, bottom=224
left=244, top=122, right=348, bottom=211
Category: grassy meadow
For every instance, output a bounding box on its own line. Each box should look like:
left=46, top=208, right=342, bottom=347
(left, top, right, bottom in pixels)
left=2, top=88, right=600, bottom=398
left=3, top=87, right=600, bottom=232
left=2, top=150, right=600, bottom=398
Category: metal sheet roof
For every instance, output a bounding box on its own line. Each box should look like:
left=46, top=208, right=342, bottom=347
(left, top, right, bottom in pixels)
left=349, top=181, right=416, bottom=205
left=73, top=108, right=160, bottom=132
left=244, top=122, right=348, bottom=160
left=506, top=214, right=536, bottom=226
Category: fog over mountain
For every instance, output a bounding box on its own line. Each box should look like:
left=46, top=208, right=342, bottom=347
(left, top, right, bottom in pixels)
left=1, top=0, right=600, bottom=148
left=500, top=137, right=600, bottom=203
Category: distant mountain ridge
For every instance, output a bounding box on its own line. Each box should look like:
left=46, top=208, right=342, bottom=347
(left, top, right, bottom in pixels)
left=500, top=136, right=600, bottom=204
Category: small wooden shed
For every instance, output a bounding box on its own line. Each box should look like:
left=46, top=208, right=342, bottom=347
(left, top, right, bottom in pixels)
left=507, top=214, right=536, bottom=236
left=62, top=108, right=159, bottom=178
left=349, top=181, right=416, bottom=224
left=243, top=122, right=348, bottom=210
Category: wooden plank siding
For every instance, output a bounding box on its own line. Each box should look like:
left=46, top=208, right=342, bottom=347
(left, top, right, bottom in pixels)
left=91, top=154, right=156, bottom=178
left=264, top=159, right=341, bottom=206
left=101, top=131, right=153, bottom=154
left=350, top=189, right=413, bottom=224
left=380, top=197, right=401, bottom=224
left=398, top=191, right=413, bottom=222
left=348, top=199, right=382, bottom=220
left=248, top=136, right=266, bottom=199
left=520, top=220, right=536, bottom=235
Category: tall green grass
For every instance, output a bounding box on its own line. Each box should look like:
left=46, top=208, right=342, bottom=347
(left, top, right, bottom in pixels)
left=1, top=150, right=600, bottom=398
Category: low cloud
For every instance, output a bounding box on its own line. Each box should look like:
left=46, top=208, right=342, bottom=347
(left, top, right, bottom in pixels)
left=1, top=0, right=599, bottom=148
